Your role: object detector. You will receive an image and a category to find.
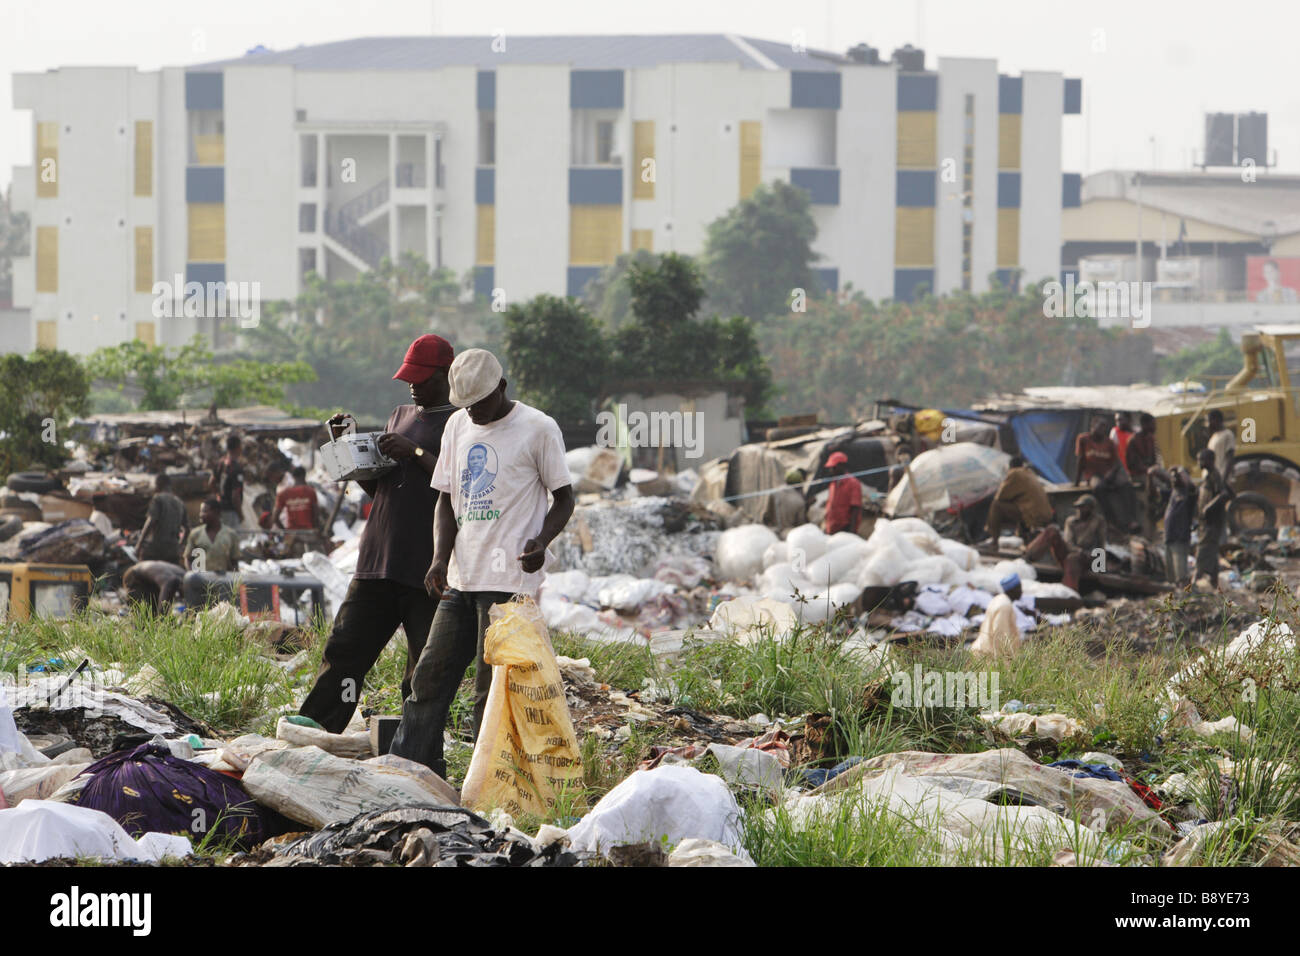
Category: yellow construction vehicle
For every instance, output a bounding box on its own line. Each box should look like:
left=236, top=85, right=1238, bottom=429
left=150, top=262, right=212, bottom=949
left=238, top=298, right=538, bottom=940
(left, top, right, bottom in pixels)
left=1153, top=325, right=1300, bottom=530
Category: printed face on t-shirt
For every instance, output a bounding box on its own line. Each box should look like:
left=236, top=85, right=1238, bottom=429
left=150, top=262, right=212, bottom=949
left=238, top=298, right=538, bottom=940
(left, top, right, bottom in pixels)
left=460, top=441, right=498, bottom=501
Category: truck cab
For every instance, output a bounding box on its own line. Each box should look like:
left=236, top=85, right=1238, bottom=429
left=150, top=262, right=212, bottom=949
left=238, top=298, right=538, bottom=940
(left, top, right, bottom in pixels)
left=1155, top=325, right=1300, bottom=526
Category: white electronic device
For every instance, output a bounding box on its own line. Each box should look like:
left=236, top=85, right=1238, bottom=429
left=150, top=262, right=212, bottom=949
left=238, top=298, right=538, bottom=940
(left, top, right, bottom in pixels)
left=318, top=415, right=397, bottom=481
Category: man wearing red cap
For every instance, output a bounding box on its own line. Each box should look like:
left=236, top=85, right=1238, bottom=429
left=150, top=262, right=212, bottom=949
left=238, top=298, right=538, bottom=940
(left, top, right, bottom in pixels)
left=823, top=451, right=863, bottom=535
left=299, top=334, right=456, bottom=733
left=388, top=348, right=576, bottom=777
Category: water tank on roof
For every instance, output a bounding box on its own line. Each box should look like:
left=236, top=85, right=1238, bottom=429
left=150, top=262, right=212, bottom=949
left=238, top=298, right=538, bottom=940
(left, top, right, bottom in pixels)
left=892, top=44, right=925, bottom=71
left=847, top=43, right=881, bottom=64
left=1236, top=112, right=1268, bottom=166
left=1204, top=112, right=1235, bottom=167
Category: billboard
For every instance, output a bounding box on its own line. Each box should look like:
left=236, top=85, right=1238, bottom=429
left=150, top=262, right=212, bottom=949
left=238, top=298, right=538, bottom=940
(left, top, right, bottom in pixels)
left=1247, top=256, right=1300, bottom=304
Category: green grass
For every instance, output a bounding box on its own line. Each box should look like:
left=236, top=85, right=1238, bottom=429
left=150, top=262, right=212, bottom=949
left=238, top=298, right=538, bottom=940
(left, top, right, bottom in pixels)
left=9, top=581, right=1300, bottom=867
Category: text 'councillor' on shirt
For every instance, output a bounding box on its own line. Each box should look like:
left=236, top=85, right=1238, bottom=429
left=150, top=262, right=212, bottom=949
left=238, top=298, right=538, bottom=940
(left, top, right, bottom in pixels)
left=431, top=402, right=571, bottom=595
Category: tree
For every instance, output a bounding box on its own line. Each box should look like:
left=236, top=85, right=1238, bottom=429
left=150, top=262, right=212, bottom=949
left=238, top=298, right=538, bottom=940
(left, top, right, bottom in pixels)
left=85, top=336, right=315, bottom=412
left=701, top=180, right=820, bottom=322
left=253, top=253, right=494, bottom=422
left=1159, top=328, right=1242, bottom=384
left=580, top=249, right=660, bottom=330
left=761, top=283, right=1135, bottom=421
left=0, top=185, right=29, bottom=306
left=0, top=350, right=91, bottom=475
left=610, top=253, right=774, bottom=415
left=502, top=294, right=610, bottom=423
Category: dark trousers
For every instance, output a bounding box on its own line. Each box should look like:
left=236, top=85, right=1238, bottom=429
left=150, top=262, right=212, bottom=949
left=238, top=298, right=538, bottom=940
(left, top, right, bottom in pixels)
left=1092, top=475, right=1138, bottom=530
left=1196, top=519, right=1225, bottom=586
left=299, top=577, right=439, bottom=734
left=388, top=588, right=514, bottom=777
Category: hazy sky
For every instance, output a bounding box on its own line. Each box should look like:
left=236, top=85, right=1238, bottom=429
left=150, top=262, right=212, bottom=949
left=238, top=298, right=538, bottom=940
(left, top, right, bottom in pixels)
left=3, top=0, right=1299, bottom=191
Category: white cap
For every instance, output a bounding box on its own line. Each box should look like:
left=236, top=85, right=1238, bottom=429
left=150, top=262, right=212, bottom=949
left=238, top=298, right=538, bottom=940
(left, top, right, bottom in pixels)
left=447, top=348, right=504, bottom=408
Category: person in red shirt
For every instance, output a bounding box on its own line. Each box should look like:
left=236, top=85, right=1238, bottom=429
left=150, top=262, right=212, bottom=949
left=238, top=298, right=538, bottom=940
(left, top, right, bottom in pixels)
left=1074, top=419, right=1120, bottom=484
left=1109, top=411, right=1134, bottom=469
left=273, top=466, right=319, bottom=530
left=1074, top=418, right=1139, bottom=533
left=823, top=451, right=863, bottom=535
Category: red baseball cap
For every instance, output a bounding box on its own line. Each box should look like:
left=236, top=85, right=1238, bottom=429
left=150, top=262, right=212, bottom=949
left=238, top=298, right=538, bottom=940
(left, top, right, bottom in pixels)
left=826, top=451, right=849, bottom=467
left=393, top=334, right=454, bottom=384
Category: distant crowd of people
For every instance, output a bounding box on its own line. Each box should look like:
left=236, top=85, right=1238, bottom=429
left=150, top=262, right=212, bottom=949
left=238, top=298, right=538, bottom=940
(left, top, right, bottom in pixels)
left=986, top=408, right=1238, bottom=592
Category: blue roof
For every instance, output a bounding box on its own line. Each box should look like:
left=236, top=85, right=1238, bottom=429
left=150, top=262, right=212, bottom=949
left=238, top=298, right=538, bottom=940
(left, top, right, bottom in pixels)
left=192, top=34, right=847, bottom=72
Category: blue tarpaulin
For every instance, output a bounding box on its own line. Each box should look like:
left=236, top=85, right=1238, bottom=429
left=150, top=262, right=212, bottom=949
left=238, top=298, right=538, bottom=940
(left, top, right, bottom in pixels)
left=1009, top=410, right=1088, bottom=484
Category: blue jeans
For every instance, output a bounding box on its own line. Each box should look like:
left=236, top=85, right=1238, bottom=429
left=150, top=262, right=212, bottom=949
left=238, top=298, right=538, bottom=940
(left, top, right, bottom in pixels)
left=388, top=588, right=515, bottom=777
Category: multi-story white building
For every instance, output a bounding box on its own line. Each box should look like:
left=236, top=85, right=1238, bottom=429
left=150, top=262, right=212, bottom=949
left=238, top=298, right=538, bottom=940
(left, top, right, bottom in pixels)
left=6, top=35, right=1082, bottom=354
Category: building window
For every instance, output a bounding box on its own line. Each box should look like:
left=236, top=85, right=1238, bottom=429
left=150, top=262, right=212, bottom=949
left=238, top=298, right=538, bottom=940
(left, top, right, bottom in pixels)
left=189, top=110, right=224, bottom=166
left=571, top=110, right=621, bottom=166
left=596, top=121, right=615, bottom=164
left=299, top=203, right=317, bottom=233
left=36, top=122, right=58, bottom=199
left=301, top=134, right=318, bottom=187
left=134, top=121, right=153, bottom=197
left=478, top=113, right=495, bottom=165
left=299, top=247, right=317, bottom=281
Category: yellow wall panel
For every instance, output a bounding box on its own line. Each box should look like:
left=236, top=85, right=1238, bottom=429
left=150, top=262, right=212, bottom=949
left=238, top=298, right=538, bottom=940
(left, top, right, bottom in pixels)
left=630, top=229, right=653, bottom=253
left=897, top=111, right=937, bottom=169
left=739, top=121, right=762, bottom=199
left=475, top=205, right=495, bottom=265
left=135, top=226, right=154, bottom=293
left=35, top=226, right=58, bottom=293
left=188, top=203, right=226, bottom=262
left=194, top=134, right=224, bottom=166
left=997, top=208, right=1020, bottom=267
left=894, top=208, right=935, bottom=267
left=633, top=121, right=655, bottom=200
left=998, top=114, right=1021, bottom=171
left=134, top=120, right=153, bottom=196
left=569, top=205, right=622, bottom=266
left=36, top=320, right=58, bottom=350
left=135, top=322, right=157, bottom=346
left=36, top=122, right=58, bottom=198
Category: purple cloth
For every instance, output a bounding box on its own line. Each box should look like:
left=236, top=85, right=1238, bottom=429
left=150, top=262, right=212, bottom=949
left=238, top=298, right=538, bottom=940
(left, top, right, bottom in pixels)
left=76, top=743, right=267, bottom=849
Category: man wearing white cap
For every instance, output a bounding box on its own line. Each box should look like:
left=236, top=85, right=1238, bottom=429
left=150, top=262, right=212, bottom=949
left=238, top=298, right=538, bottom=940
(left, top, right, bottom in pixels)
left=388, top=348, right=575, bottom=775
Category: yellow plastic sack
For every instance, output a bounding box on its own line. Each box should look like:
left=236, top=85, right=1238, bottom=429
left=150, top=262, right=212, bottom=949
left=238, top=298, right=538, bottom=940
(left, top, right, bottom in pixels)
left=460, top=596, right=583, bottom=816
left=913, top=408, right=946, bottom=440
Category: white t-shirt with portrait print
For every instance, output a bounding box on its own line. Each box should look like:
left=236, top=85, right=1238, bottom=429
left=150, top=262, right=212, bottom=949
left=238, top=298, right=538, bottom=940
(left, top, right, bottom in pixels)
left=430, top=401, right=571, bottom=595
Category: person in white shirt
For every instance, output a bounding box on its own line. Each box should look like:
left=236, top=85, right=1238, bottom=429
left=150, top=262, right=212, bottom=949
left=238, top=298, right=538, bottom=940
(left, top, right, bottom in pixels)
left=971, top=574, right=1028, bottom=659
left=1205, top=409, right=1235, bottom=482
left=388, top=349, right=575, bottom=776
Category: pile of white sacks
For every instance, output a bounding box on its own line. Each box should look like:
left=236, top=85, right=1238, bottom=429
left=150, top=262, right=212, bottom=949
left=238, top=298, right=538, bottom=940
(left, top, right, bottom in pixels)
left=533, top=516, right=1079, bottom=648
left=719, top=519, right=1078, bottom=629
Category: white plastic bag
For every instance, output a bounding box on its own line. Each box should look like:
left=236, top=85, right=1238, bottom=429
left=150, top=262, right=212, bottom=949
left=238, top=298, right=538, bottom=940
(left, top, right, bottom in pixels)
left=761, top=540, right=789, bottom=570
left=900, top=555, right=963, bottom=587
left=804, top=540, right=871, bottom=587
left=0, top=800, right=192, bottom=864
left=715, top=525, right=779, bottom=583
left=759, top=562, right=814, bottom=595
left=939, top=538, right=979, bottom=571
left=786, top=524, right=828, bottom=565
left=540, top=569, right=591, bottom=603
left=709, top=596, right=798, bottom=642
left=563, top=765, right=748, bottom=859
